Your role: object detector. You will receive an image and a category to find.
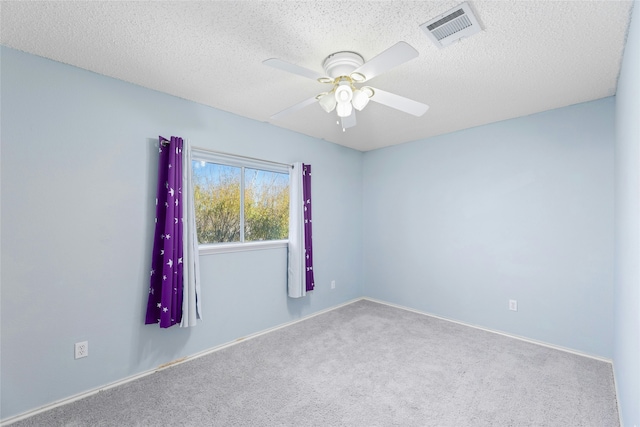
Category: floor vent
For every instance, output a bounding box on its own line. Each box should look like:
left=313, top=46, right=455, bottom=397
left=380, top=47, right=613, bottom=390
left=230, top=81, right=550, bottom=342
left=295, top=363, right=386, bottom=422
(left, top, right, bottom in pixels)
left=420, top=2, right=481, bottom=48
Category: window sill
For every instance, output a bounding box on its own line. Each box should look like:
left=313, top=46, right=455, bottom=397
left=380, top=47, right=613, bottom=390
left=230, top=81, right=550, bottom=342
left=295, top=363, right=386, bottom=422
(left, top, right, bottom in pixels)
left=198, top=240, right=288, bottom=255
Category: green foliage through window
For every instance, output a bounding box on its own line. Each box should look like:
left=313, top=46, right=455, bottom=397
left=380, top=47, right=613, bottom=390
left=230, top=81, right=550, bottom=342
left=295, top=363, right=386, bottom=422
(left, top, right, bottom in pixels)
left=192, top=159, right=289, bottom=245
left=244, top=168, right=289, bottom=242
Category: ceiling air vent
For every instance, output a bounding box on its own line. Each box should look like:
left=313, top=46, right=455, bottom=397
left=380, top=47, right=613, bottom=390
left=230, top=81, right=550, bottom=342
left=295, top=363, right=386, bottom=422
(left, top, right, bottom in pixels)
left=420, top=2, right=481, bottom=48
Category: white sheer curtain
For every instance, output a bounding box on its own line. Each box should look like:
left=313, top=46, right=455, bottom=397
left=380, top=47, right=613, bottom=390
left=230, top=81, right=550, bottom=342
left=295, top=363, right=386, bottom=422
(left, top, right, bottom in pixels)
left=288, top=162, right=315, bottom=297
left=181, top=139, right=202, bottom=326
left=288, top=162, right=306, bottom=298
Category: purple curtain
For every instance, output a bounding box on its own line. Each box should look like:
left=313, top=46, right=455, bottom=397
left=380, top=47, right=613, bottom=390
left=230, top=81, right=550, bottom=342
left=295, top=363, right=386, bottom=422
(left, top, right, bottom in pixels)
left=303, top=164, right=315, bottom=292
left=146, top=136, right=184, bottom=328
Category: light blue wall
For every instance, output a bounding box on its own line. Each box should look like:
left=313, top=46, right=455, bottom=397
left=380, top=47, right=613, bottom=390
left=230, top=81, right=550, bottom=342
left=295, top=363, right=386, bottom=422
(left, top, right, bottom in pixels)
left=2, top=31, right=632, bottom=421
left=614, top=1, right=640, bottom=426
left=0, top=47, right=363, bottom=419
left=363, top=98, right=615, bottom=359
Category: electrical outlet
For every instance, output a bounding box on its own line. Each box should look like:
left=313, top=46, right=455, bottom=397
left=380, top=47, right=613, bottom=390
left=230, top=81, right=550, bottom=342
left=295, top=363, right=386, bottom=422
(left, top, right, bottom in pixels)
left=75, top=341, right=88, bottom=359
left=509, top=300, right=518, bottom=312
left=331, top=280, right=336, bottom=289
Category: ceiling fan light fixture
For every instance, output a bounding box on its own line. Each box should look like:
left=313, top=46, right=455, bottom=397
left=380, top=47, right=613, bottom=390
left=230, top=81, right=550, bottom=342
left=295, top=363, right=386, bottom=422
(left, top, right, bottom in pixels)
left=336, top=101, right=353, bottom=118
left=317, top=92, right=337, bottom=113
left=334, top=84, right=353, bottom=103
left=264, top=42, right=428, bottom=130
left=352, top=87, right=374, bottom=111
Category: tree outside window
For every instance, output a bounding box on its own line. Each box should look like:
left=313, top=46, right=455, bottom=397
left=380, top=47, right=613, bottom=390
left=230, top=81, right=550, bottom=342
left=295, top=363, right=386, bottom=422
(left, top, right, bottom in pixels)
left=192, top=160, right=289, bottom=245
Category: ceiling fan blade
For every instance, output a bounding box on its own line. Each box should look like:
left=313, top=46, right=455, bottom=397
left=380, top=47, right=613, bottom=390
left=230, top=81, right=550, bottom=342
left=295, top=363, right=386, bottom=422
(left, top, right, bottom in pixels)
left=351, top=42, right=418, bottom=82
left=263, top=58, right=327, bottom=81
left=341, top=111, right=357, bottom=129
left=369, top=88, right=429, bottom=117
left=270, top=96, right=318, bottom=120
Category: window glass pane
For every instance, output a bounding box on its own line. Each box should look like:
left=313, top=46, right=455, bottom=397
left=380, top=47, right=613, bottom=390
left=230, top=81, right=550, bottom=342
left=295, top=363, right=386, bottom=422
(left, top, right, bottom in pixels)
left=244, top=168, right=289, bottom=241
left=192, top=161, right=241, bottom=244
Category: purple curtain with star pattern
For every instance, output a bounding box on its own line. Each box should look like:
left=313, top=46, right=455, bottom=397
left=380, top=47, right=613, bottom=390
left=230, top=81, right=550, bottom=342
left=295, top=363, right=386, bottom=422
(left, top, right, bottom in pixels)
left=302, top=164, right=315, bottom=292
left=146, top=136, right=184, bottom=328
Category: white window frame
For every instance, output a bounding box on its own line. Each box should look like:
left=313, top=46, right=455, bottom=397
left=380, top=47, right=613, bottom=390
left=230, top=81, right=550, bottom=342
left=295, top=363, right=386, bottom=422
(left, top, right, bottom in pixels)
left=191, top=148, right=290, bottom=255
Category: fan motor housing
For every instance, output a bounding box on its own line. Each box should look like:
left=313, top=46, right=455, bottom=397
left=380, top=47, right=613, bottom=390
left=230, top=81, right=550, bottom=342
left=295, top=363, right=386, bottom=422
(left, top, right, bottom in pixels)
left=322, top=52, right=364, bottom=79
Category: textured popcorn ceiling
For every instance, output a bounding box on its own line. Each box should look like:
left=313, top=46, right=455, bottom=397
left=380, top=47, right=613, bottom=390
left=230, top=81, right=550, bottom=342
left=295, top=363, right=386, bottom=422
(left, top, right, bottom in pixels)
left=0, top=1, right=633, bottom=151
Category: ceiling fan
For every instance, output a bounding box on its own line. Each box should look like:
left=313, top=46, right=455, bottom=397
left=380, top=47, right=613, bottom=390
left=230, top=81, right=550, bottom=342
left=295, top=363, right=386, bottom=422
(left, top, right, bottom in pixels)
left=263, top=42, right=429, bottom=131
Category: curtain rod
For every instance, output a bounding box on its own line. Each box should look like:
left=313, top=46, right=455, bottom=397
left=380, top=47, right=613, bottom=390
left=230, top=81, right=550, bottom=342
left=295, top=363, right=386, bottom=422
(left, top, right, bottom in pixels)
left=159, top=137, right=293, bottom=169
left=191, top=145, right=294, bottom=169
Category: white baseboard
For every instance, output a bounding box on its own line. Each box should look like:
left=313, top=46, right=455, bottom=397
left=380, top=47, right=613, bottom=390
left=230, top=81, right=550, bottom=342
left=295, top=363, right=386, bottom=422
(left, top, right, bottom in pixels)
left=362, top=297, right=613, bottom=364
left=0, top=297, right=361, bottom=426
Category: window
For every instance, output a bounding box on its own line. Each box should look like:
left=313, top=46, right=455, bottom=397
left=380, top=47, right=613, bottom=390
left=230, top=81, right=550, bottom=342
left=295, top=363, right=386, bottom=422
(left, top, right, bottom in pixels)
left=191, top=150, right=289, bottom=253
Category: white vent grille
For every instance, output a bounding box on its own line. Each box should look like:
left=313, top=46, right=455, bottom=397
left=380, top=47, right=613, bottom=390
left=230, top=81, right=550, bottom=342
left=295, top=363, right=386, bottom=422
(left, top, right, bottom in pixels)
left=420, top=2, right=481, bottom=48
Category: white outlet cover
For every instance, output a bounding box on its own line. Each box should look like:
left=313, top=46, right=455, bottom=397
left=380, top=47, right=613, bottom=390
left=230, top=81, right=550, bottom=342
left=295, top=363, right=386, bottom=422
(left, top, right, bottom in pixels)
left=509, top=300, right=518, bottom=311
left=75, top=341, right=88, bottom=359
